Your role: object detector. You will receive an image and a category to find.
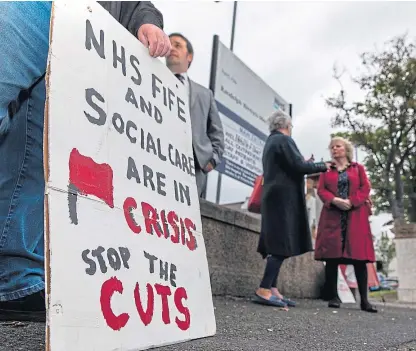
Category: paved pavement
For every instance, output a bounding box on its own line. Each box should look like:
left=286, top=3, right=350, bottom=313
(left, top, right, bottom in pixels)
left=1, top=297, right=416, bottom=351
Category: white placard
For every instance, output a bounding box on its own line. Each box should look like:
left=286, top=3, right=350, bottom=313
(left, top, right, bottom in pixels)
left=337, top=267, right=356, bottom=304
left=44, top=2, right=215, bottom=350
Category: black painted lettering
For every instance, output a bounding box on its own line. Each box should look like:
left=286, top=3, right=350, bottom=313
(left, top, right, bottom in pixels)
left=189, top=157, right=195, bottom=176
left=84, top=88, right=106, bottom=126
left=107, top=248, right=122, bottom=271
left=177, top=97, right=186, bottom=122
left=143, top=165, right=155, bottom=190
left=179, top=182, right=191, bottom=206
left=174, top=180, right=179, bottom=203
left=112, top=113, right=124, bottom=134
left=125, top=87, right=138, bottom=108
left=170, top=263, right=177, bottom=287
left=156, top=172, right=166, bottom=196
left=140, top=128, right=146, bottom=149
left=162, top=86, right=167, bottom=107
left=152, top=74, right=162, bottom=98
left=181, top=154, right=190, bottom=175
left=168, top=89, right=175, bottom=111
left=127, top=157, right=141, bottom=183
left=168, top=144, right=175, bottom=166
left=175, top=149, right=182, bottom=169
left=119, top=247, right=131, bottom=269
left=129, top=55, right=142, bottom=85
left=159, top=260, right=169, bottom=281
left=112, top=40, right=126, bottom=76
left=126, top=120, right=137, bottom=143
left=140, top=96, right=152, bottom=117
left=156, top=138, right=167, bottom=161
left=85, top=19, right=105, bottom=59
left=144, top=251, right=158, bottom=274
left=82, top=249, right=96, bottom=276
left=91, top=246, right=107, bottom=274
left=146, top=133, right=157, bottom=155
left=154, top=106, right=163, bottom=124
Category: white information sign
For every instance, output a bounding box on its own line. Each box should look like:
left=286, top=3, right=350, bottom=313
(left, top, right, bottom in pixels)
left=44, top=2, right=215, bottom=350
left=212, top=39, right=290, bottom=186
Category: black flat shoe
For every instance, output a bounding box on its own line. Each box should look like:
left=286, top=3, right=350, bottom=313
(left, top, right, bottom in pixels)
left=328, top=299, right=341, bottom=309
left=361, top=303, right=378, bottom=313
left=0, top=290, right=45, bottom=322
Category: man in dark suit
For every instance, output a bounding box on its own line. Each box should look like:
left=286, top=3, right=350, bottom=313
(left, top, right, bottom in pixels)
left=166, top=33, right=224, bottom=197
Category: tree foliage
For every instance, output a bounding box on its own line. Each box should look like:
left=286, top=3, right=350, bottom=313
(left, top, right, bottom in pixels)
left=327, top=34, right=416, bottom=223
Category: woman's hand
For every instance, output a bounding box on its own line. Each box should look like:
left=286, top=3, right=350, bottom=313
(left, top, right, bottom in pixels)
left=332, top=197, right=352, bottom=211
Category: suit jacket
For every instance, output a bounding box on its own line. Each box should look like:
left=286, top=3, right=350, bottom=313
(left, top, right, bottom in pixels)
left=188, top=79, right=224, bottom=170
left=98, top=1, right=163, bottom=36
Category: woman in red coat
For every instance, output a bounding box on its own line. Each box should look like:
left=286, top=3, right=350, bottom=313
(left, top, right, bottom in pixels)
left=315, top=137, right=377, bottom=313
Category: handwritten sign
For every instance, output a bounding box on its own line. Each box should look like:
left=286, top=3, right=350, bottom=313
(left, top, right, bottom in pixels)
left=44, top=2, right=216, bottom=350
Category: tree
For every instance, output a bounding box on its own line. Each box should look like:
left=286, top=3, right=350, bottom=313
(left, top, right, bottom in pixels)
left=327, top=34, right=416, bottom=223
left=375, top=232, right=396, bottom=276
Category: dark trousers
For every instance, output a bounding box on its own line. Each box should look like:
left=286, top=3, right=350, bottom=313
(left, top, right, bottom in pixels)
left=259, top=255, right=286, bottom=289
left=325, top=261, right=369, bottom=305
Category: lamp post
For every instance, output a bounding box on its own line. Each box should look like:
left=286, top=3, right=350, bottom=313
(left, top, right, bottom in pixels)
left=230, top=1, right=238, bottom=52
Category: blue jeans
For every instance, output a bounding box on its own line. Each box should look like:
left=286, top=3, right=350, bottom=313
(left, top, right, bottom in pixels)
left=0, top=2, right=51, bottom=301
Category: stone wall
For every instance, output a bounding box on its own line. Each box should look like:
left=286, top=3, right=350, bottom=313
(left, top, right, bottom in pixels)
left=395, top=223, right=416, bottom=303
left=200, top=199, right=325, bottom=299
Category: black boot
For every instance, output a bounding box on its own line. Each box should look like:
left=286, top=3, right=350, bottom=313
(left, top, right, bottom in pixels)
left=326, top=262, right=341, bottom=308
left=354, top=262, right=378, bottom=314
left=0, top=290, right=45, bottom=322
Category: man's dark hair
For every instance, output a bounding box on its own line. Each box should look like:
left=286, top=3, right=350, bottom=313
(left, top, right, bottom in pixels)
left=169, top=32, right=194, bottom=67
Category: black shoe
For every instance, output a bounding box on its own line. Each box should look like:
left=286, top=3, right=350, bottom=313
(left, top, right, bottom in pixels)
left=361, top=302, right=378, bottom=313
left=0, top=290, right=46, bottom=322
left=328, top=298, right=341, bottom=309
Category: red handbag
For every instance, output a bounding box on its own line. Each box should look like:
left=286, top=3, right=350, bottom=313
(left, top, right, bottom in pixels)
left=247, top=175, right=263, bottom=213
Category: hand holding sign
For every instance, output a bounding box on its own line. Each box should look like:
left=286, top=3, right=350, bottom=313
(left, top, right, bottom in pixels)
left=138, top=24, right=171, bottom=58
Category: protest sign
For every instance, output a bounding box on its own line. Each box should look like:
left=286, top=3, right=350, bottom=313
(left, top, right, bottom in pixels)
left=44, top=2, right=216, bottom=350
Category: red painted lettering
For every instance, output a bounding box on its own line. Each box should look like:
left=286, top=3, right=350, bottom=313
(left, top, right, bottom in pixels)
left=155, top=284, right=172, bottom=325
left=123, top=197, right=142, bottom=234
left=167, top=211, right=180, bottom=244
left=134, top=283, right=154, bottom=326
left=174, top=287, right=190, bottom=331
left=184, top=218, right=197, bottom=251
left=142, top=202, right=163, bottom=236
left=100, top=277, right=129, bottom=331
left=160, top=210, right=170, bottom=239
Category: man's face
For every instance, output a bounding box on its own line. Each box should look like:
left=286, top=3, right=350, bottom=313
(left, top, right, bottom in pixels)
left=166, top=36, right=192, bottom=72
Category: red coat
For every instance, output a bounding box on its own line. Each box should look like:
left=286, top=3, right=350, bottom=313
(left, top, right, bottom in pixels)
left=315, top=162, right=375, bottom=262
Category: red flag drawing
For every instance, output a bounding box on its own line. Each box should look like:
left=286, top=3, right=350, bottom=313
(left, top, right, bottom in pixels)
left=68, top=148, right=114, bottom=224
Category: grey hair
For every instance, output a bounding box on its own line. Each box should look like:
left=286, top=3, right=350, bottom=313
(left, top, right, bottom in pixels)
left=268, top=110, right=291, bottom=132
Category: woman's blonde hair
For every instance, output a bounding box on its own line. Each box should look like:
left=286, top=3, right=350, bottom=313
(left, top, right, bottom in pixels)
left=329, top=136, right=354, bottom=162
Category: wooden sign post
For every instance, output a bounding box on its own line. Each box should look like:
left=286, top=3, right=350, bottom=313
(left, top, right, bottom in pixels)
left=44, top=2, right=216, bottom=349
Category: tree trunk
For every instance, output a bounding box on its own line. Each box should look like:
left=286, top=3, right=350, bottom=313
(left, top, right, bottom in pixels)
left=394, top=165, right=406, bottom=223
left=409, top=191, right=416, bottom=222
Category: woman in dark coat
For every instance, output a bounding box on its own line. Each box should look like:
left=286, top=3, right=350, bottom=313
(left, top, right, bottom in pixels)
left=315, top=136, right=377, bottom=313
left=253, top=111, right=329, bottom=308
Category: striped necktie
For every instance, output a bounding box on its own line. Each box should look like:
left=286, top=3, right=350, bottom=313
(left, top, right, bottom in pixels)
left=175, top=73, right=185, bottom=84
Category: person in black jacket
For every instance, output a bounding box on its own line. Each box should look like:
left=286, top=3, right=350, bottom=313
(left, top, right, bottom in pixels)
left=0, top=1, right=169, bottom=322
left=99, top=1, right=171, bottom=57
left=253, top=110, right=330, bottom=308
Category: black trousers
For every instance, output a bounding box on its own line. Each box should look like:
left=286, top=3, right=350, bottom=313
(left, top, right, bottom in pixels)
left=259, top=255, right=286, bottom=289
left=325, top=260, right=369, bottom=305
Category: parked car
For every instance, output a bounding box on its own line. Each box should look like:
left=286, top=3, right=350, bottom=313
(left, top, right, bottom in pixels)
left=370, top=273, right=399, bottom=291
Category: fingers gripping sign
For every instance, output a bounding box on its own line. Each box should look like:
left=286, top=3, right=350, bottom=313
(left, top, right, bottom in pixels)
left=138, top=24, right=171, bottom=58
